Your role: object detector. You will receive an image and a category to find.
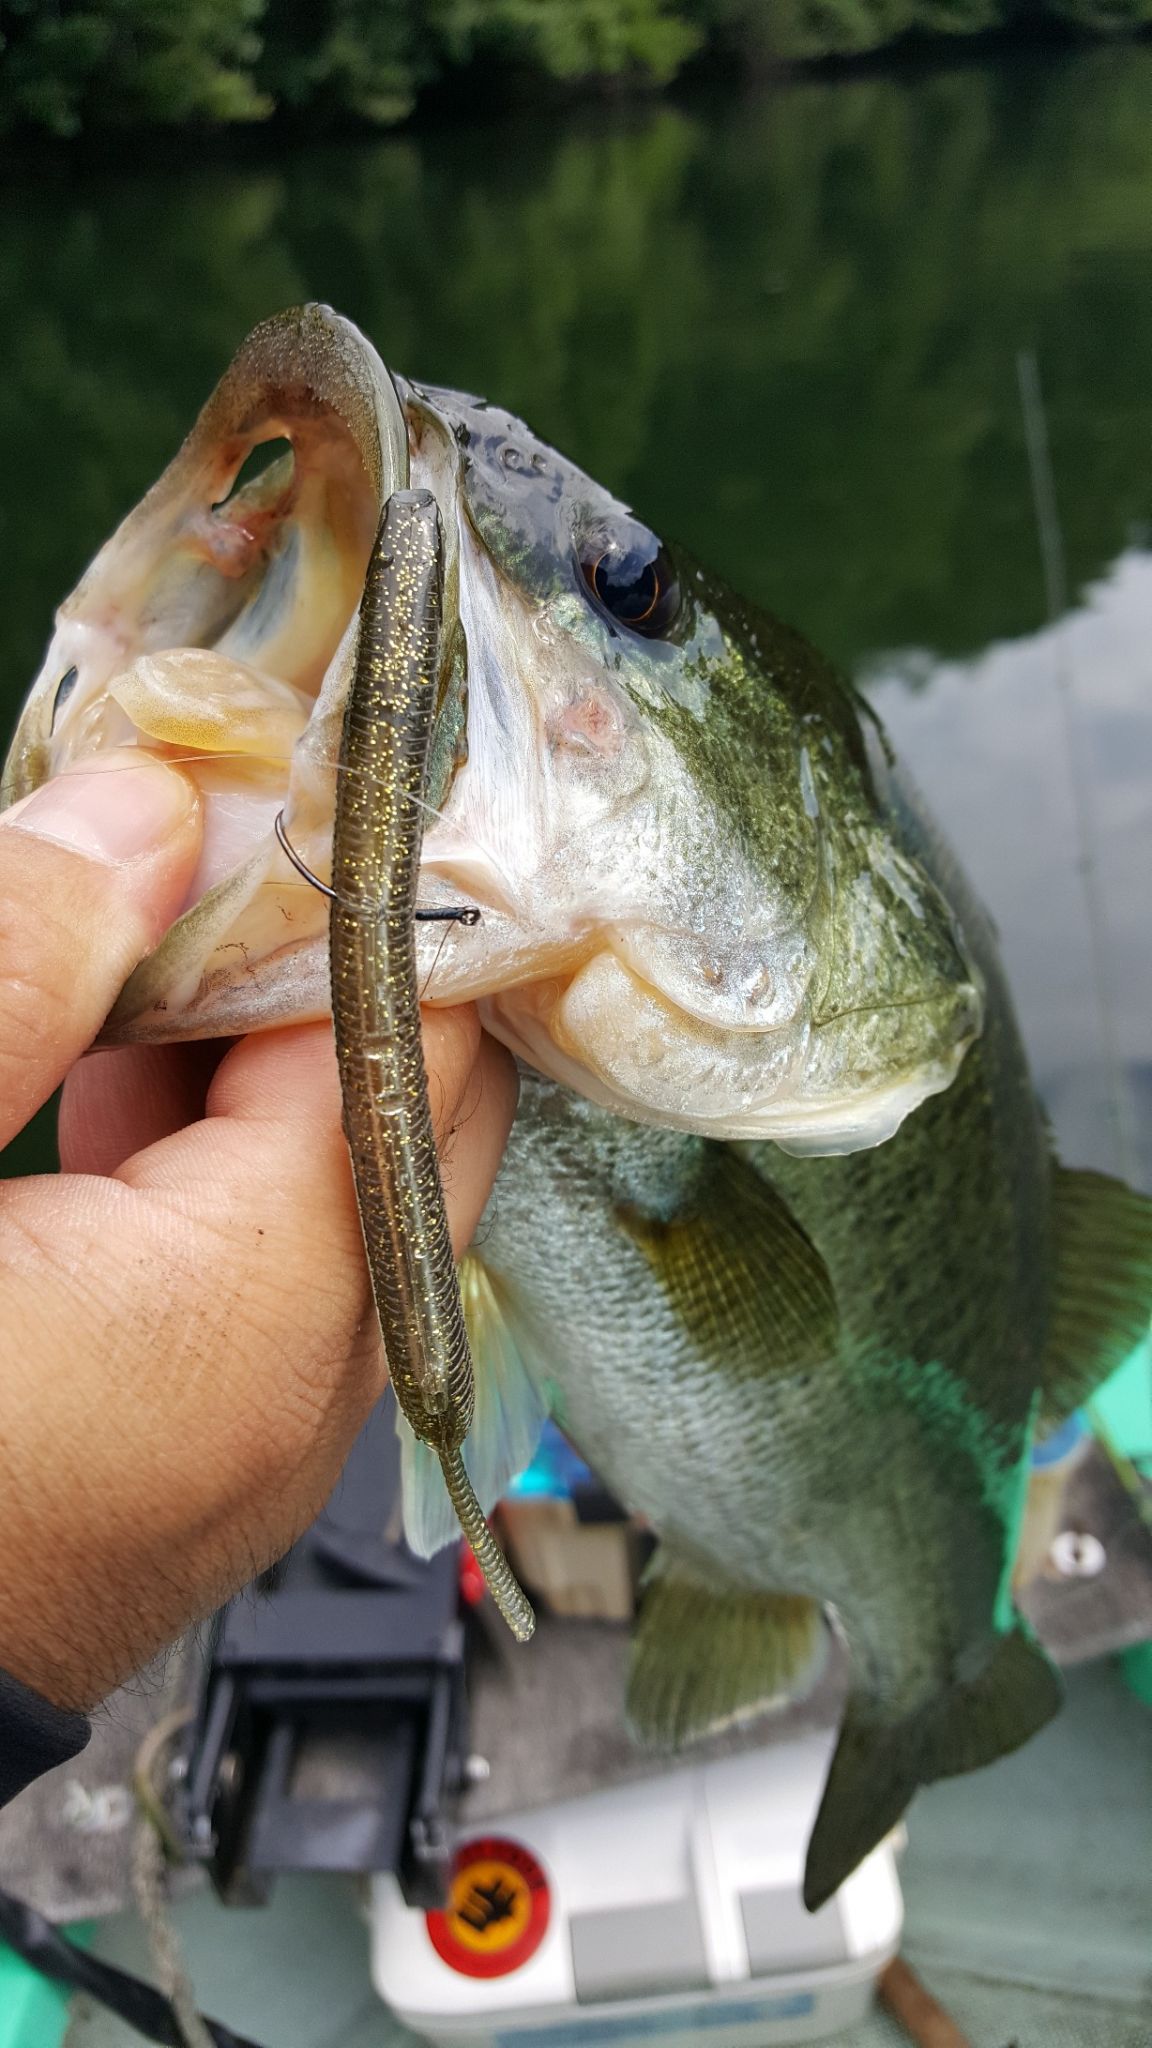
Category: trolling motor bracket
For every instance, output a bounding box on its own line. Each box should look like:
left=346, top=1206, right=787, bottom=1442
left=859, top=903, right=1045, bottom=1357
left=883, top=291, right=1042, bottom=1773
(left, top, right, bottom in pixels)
left=176, top=1395, right=471, bottom=1913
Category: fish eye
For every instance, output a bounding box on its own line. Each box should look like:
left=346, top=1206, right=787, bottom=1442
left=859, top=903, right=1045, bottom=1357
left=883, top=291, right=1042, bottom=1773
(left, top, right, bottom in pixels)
left=577, top=526, right=681, bottom=639
left=50, top=666, right=78, bottom=732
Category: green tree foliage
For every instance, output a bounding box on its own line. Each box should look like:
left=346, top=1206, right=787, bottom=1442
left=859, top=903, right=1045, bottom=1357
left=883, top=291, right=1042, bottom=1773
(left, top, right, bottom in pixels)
left=256, top=0, right=700, bottom=131
left=0, top=0, right=1149, bottom=138
left=258, top=0, right=432, bottom=125
left=685, top=0, right=1151, bottom=62
left=433, top=0, right=701, bottom=83
left=918, top=0, right=1002, bottom=34
left=4, top=45, right=1152, bottom=683
left=0, top=0, right=266, bottom=136
left=757, top=0, right=918, bottom=59
left=1038, top=0, right=1152, bottom=26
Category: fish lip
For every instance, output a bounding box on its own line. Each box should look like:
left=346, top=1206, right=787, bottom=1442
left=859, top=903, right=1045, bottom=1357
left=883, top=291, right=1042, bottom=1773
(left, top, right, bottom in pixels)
left=775, top=978, right=982, bottom=1151
left=471, top=955, right=977, bottom=1149
left=9, top=340, right=587, bottom=1045
left=417, top=844, right=521, bottom=926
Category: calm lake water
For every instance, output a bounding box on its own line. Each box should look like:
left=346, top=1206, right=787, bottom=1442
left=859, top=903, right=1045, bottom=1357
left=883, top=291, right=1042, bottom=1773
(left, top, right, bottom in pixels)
left=2, top=44, right=1151, bottom=1183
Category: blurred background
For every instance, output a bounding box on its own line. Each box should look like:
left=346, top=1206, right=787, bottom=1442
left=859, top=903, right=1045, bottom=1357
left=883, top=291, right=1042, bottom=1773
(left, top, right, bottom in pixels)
left=3, top=10, right=1152, bottom=1190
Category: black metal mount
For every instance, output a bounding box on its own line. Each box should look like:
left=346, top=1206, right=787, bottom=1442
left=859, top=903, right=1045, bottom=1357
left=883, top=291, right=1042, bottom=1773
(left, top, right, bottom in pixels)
left=178, top=1395, right=469, bottom=1911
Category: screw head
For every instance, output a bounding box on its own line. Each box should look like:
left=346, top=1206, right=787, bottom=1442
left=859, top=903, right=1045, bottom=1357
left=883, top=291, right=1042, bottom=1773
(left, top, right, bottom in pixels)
left=1050, top=1529, right=1107, bottom=1580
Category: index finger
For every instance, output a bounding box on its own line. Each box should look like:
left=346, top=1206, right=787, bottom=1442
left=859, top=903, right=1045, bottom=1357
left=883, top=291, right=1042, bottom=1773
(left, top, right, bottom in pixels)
left=115, top=1008, right=517, bottom=1262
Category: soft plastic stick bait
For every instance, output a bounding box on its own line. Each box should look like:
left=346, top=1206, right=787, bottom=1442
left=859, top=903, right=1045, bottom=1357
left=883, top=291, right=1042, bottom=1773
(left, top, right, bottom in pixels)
left=329, top=487, right=535, bottom=1642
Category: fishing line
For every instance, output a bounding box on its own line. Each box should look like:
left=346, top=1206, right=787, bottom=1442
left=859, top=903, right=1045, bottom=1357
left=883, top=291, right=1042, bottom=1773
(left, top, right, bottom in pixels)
left=29, top=749, right=483, bottom=929
left=35, top=748, right=493, bottom=933
left=39, top=742, right=520, bottom=886
left=38, top=734, right=541, bottom=952
left=419, top=914, right=460, bottom=1001
left=1016, top=349, right=1135, bottom=1186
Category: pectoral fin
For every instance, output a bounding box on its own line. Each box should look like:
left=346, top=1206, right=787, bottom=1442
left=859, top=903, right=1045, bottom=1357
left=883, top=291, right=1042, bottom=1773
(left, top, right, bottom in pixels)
left=1041, top=1165, right=1152, bottom=1424
left=627, top=1554, right=824, bottom=1749
left=400, top=1255, right=549, bottom=1557
left=618, top=1156, right=832, bottom=1747
left=617, top=1144, right=839, bottom=1376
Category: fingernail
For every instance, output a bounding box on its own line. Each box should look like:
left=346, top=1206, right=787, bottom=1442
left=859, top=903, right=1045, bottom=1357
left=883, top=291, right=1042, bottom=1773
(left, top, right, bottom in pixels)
left=4, top=751, right=199, bottom=865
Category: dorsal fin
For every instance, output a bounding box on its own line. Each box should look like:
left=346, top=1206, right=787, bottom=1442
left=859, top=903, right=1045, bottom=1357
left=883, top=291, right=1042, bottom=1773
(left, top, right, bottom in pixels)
left=1042, top=1165, right=1152, bottom=1424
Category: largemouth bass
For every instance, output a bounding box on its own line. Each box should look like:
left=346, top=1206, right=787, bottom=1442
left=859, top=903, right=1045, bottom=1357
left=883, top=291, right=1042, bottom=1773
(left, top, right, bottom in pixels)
left=6, top=306, right=1151, bottom=1909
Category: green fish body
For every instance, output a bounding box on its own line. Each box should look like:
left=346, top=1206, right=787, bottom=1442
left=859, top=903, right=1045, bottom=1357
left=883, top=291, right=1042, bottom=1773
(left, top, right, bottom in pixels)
left=468, top=786, right=1143, bottom=1907
left=7, top=308, right=1151, bottom=1907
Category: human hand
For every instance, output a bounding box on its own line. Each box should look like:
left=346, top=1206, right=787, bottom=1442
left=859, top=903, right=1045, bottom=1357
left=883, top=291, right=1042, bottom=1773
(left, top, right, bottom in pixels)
left=0, top=752, right=517, bottom=1711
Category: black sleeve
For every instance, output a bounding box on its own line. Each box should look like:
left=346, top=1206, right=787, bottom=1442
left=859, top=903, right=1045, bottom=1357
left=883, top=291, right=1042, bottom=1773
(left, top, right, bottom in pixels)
left=0, top=1666, right=90, bottom=1807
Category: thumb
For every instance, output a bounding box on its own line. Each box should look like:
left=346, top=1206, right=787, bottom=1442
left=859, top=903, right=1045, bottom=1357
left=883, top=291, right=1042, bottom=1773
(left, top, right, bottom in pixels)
left=0, top=751, right=202, bottom=1149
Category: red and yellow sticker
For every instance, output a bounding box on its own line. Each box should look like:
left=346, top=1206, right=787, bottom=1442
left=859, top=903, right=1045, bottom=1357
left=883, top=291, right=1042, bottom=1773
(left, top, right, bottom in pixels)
left=427, top=1835, right=551, bottom=1978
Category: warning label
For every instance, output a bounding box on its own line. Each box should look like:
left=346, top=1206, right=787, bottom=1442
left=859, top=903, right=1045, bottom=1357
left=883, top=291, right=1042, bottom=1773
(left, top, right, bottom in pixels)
left=427, top=1836, right=551, bottom=1979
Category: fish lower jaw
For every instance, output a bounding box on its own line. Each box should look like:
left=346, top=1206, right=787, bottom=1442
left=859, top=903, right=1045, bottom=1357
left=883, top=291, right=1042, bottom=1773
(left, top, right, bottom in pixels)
left=755, top=1060, right=965, bottom=1155
left=480, top=955, right=972, bottom=1152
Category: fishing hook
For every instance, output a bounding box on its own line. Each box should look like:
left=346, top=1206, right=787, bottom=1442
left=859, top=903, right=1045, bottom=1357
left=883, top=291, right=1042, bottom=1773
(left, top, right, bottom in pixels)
left=274, top=809, right=481, bottom=926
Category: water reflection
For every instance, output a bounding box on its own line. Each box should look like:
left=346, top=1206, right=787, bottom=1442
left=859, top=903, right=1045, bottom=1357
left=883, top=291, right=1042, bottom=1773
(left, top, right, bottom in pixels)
left=872, top=548, right=1152, bottom=1186
left=1, top=45, right=1150, bottom=1178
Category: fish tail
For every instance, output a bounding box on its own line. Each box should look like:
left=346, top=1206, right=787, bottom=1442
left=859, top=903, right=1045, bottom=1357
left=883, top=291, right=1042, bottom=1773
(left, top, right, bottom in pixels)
left=803, top=1623, right=1062, bottom=1913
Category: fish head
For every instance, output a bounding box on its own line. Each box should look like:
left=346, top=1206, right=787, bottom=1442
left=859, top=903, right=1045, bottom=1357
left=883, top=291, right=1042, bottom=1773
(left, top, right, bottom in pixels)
left=3, top=309, right=980, bottom=1153
left=398, top=379, right=982, bottom=1153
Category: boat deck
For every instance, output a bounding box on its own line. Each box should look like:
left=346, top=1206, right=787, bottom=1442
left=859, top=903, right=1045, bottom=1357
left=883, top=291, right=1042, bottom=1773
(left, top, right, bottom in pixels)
left=60, top=1658, right=1151, bottom=2048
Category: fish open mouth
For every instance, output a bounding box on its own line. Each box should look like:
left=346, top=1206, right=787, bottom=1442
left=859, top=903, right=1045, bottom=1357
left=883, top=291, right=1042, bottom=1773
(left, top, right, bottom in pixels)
left=3, top=306, right=413, bottom=1042
left=1, top=305, right=610, bottom=1053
